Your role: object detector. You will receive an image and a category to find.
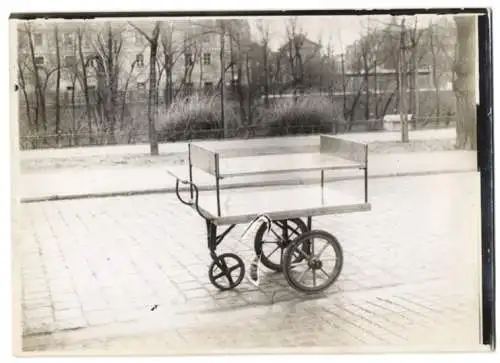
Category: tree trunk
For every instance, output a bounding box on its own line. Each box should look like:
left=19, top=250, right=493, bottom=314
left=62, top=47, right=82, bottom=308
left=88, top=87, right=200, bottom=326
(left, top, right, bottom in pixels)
left=341, top=54, right=347, bottom=121
left=399, top=18, right=409, bottom=143
left=54, top=25, right=61, bottom=146
left=26, top=26, right=46, bottom=134
left=246, top=53, right=253, bottom=129
left=230, top=36, right=235, bottom=93
left=263, top=40, right=269, bottom=107
left=148, top=23, right=160, bottom=155
left=18, top=61, right=33, bottom=133
left=199, top=43, right=204, bottom=88
left=374, top=62, right=379, bottom=119
left=120, top=61, right=136, bottom=130
left=77, top=29, right=93, bottom=144
left=363, top=54, right=369, bottom=120
left=219, top=24, right=226, bottom=138
left=453, top=15, right=477, bottom=150
left=106, top=25, right=117, bottom=145
left=410, top=43, right=417, bottom=129
left=430, top=28, right=441, bottom=119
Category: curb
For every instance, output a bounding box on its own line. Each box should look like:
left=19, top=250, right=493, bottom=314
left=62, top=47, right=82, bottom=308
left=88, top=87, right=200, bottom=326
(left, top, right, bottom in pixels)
left=19, top=168, right=477, bottom=204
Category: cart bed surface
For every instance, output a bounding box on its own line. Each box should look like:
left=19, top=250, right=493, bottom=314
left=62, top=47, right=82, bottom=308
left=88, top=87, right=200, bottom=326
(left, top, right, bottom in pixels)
left=195, top=184, right=370, bottom=225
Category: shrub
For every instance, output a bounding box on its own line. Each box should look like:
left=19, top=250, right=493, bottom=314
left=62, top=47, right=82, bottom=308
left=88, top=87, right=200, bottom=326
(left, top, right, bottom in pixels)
left=157, top=93, right=241, bottom=142
left=254, top=96, right=343, bottom=137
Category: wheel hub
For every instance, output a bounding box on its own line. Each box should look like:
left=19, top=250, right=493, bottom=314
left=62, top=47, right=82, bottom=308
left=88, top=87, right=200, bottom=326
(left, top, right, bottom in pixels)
left=309, top=258, right=323, bottom=270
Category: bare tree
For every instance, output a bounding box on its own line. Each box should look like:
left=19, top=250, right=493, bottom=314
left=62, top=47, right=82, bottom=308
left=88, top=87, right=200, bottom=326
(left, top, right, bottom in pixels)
left=217, top=19, right=227, bottom=138
left=159, top=22, right=184, bottom=109
left=17, top=55, right=34, bottom=136
left=284, top=17, right=304, bottom=101
left=453, top=15, right=477, bottom=150
left=181, top=35, right=200, bottom=93
left=53, top=25, right=61, bottom=144
left=255, top=19, right=271, bottom=107
left=76, top=26, right=94, bottom=143
left=398, top=18, right=410, bottom=142
left=129, top=21, right=161, bottom=155
left=24, top=23, right=47, bottom=133
left=62, top=30, right=81, bottom=146
left=406, top=17, right=426, bottom=129
left=426, top=19, right=456, bottom=121
left=91, top=22, right=125, bottom=144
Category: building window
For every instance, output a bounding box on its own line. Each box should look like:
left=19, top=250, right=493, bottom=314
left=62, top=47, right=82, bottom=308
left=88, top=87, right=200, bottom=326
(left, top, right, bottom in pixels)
left=63, top=33, right=73, bottom=46
left=204, top=82, right=213, bottom=90
left=64, top=56, right=76, bottom=67
left=66, top=86, right=74, bottom=91
left=137, top=82, right=146, bottom=90
left=203, top=52, right=211, bottom=65
left=134, top=32, right=143, bottom=44
left=34, top=33, right=43, bottom=46
left=185, top=53, right=193, bottom=67
left=34, top=56, right=44, bottom=65
left=136, top=54, right=144, bottom=67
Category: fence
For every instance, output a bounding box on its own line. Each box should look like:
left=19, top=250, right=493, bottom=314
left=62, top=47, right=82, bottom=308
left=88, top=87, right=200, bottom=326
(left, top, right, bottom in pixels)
left=19, top=116, right=455, bottom=150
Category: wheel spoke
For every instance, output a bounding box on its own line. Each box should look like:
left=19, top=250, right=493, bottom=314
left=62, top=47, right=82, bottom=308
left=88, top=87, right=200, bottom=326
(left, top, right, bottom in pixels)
left=316, top=243, right=330, bottom=258
left=298, top=266, right=311, bottom=283
left=266, top=245, right=281, bottom=259
left=218, top=258, right=234, bottom=285
left=287, top=224, right=301, bottom=237
left=293, top=245, right=312, bottom=260
left=213, top=271, right=225, bottom=280
left=311, top=237, right=315, bottom=256
left=289, top=260, right=307, bottom=268
left=269, top=228, right=285, bottom=242
left=226, top=274, right=234, bottom=286
left=228, top=265, right=241, bottom=273
left=320, top=268, right=331, bottom=279
left=313, top=269, right=317, bottom=287
left=262, top=240, right=279, bottom=244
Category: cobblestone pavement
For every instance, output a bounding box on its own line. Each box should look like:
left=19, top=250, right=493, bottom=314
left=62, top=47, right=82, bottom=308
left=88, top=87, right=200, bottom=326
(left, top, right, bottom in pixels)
left=15, top=172, right=483, bottom=354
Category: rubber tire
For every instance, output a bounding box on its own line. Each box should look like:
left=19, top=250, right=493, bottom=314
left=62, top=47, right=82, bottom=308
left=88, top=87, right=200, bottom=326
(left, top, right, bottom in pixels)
left=208, top=253, right=245, bottom=291
left=254, top=218, right=308, bottom=272
left=282, top=230, right=343, bottom=294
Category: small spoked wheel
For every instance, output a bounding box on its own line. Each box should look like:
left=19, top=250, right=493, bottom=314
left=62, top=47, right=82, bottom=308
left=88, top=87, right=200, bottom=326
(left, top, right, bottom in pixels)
left=282, top=230, right=343, bottom=294
left=208, top=253, right=245, bottom=291
left=254, top=218, right=309, bottom=272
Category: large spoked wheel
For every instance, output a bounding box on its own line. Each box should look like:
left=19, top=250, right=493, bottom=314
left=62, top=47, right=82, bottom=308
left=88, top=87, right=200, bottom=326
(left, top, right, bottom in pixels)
left=254, top=218, right=309, bottom=272
left=282, top=230, right=343, bottom=294
left=208, top=253, right=245, bottom=291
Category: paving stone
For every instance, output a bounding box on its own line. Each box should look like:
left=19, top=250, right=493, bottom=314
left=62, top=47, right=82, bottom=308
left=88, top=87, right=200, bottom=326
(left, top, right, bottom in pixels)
left=18, top=173, right=482, bottom=352
left=83, top=309, right=116, bottom=326
left=25, top=307, right=53, bottom=321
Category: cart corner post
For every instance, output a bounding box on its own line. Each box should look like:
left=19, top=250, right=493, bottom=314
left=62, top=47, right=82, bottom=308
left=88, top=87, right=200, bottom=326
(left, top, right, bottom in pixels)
left=364, top=143, right=368, bottom=204
left=215, top=152, right=222, bottom=217
left=188, top=143, right=194, bottom=199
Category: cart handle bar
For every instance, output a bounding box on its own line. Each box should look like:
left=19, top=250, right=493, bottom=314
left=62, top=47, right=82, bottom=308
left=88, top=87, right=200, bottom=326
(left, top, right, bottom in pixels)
left=174, top=178, right=210, bottom=221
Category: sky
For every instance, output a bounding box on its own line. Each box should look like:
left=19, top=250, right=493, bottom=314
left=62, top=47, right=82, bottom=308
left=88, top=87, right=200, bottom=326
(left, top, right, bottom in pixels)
left=244, top=14, right=455, bottom=54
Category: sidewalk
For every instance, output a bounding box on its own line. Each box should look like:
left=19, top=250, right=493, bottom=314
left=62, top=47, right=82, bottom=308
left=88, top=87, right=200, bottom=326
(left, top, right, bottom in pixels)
left=19, top=128, right=456, bottom=161
left=17, top=150, right=477, bottom=202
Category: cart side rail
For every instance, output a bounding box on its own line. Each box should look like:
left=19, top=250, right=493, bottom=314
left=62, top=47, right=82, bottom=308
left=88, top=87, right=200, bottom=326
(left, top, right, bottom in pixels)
left=319, top=135, right=368, bottom=167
